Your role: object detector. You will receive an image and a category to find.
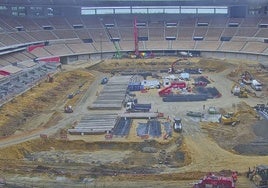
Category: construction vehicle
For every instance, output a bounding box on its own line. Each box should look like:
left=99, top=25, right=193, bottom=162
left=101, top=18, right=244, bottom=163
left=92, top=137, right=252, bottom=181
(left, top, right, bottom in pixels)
left=158, top=81, right=187, bottom=97
left=251, top=79, right=262, bottom=91
left=186, top=111, right=204, bottom=118
left=231, top=84, right=248, bottom=98
left=173, top=117, right=182, bottom=133
left=64, top=105, right=73, bottom=113
left=248, top=165, right=268, bottom=188
left=219, top=112, right=240, bottom=126
left=101, top=77, right=108, bottom=84
left=184, top=68, right=202, bottom=74
left=241, top=71, right=253, bottom=85
left=179, top=51, right=193, bottom=57
left=193, top=173, right=235, bottom=188
left=168, top=59, right=183, bottom=74
left=126, top=102, right=151, bottom=112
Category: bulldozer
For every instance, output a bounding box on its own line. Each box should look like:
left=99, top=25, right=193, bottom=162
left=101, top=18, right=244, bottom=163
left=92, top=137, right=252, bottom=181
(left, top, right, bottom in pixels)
left=248, top=165, right=268, bottom=188
left=219, top=112, right=240, bottom=126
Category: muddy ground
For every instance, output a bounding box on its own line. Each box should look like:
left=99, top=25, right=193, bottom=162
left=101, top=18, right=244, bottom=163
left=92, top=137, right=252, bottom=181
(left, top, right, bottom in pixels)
left=0, top=57, right=267, bottom=187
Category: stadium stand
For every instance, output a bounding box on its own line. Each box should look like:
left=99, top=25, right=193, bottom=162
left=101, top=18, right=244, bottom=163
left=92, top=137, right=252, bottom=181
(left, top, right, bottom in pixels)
left=210, top=17, right=228, bottom=27
left=148, top=27, right=164, bottom=41
left=218, top=41, right=246, bottom=52
left=9, top=32, right=36, bottom=43
left=81, top=15, right=102, bottom=28
left=173, top=40, right=196, bottom=50
left=194, top=27, right=208, bottom=38
left=0, top=33, right=20, bottom=46
left=178, top=27, right=195, bottom=41
left=241, top=41, right=268, bottom=53
left=47, top=16, right=72, bottom=29
left=119, top=27, right=134, bottom=41
left=88, top=28, right=109, bottom=42
left=165, top=27, right=178, bottom=38
left=66, top=43, right=97, bottom=54
left=240, top=17, right=261, bottom=27
left=52, top=29, right=78, bottom=39
left=255, top=28, right=268, bottom=38
left=195, top=41, right=221, bottom=51
left=205, top=28, right=223, bottom=41
left=179, top=17, right=196, bottom=27
left=221, top=27, right=237, bottom=38
left=27, top=30, right=58, bottom=41
left=235, top=27, right=259, bottom=37
left=0, top=0, right=267, bottom=106
left=29, top=46, right=53, bottom=57
left=44, top=44, right=73, bottom=56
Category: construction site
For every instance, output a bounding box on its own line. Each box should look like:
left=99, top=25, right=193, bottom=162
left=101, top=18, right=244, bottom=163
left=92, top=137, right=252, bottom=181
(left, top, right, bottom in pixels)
left=0, top=55, right=267, bottom=187
left=0, top=0, right=268, bottom=187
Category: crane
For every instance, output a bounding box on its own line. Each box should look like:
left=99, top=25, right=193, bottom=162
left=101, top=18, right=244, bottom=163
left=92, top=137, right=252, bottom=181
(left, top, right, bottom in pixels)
left=104, top=26, right=122, bottom=59
left=134, top=17, right=139, bottom=57
left=168, top=59, right=183, bottom=74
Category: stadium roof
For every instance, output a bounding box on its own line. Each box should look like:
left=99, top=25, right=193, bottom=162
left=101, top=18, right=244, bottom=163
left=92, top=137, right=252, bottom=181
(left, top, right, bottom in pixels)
left=0, top=0, right=267, bottom=6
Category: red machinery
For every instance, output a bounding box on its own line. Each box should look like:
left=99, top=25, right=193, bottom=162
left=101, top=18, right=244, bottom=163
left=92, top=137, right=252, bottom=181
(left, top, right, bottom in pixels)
left=168, top=59, right=184, bottom=74
left=193, top=174, right=235, bottom=188
left=158, top=82, right=186, bottom=97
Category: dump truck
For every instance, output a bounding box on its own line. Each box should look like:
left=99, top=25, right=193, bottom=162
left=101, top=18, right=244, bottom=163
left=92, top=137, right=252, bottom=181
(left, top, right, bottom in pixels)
left=126, top=102, right=151, bottom=112
left=248, top=165, right=268, bottom=188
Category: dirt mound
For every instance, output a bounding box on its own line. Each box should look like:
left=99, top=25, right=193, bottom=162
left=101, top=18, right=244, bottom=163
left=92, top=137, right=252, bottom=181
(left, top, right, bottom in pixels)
left=202, top=102, right=259, bottom=151
left=0, top=70, right=94, bottom=136
left=234, top=119, right=268, bottom=155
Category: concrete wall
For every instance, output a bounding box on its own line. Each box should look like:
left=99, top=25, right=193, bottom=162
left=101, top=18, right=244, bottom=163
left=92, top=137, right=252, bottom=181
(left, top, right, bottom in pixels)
left=201, top=51, right=268, bottom=68
left=61, top=50, right=268, bottom=68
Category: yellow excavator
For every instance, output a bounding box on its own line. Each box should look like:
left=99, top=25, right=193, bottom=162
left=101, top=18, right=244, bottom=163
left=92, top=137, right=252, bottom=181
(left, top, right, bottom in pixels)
left=219, top=112, right=240, bottom=126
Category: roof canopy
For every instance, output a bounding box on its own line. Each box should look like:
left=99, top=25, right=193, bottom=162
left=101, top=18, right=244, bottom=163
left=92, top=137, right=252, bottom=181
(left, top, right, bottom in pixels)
left=0, top=0, right=267, bottom=6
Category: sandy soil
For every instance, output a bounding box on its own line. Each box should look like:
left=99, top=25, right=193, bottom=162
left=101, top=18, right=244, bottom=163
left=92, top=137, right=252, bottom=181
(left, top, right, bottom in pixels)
left=0, top=57, right=267, bottom=187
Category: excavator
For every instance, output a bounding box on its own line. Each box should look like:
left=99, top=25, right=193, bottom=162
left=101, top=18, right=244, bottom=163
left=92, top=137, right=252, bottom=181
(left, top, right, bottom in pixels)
left=168, top=59, right=183, bottom=74
left=231, top=83, right=248, bottom=98
left=219, top=112, right=240, bottom=126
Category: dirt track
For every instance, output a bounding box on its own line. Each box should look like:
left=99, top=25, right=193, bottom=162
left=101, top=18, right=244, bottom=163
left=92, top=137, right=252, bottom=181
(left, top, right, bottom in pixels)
left=0, top=58, right=267, bottom=187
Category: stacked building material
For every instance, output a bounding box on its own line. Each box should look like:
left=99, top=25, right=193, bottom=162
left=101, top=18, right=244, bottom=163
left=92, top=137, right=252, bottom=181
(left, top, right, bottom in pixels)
left=136, top=120, right=162, bottom=138
left=195, top=87, right=221, bottom=98
left=68, top=114, right=118, bottom=135
left=113, top=118, right=132, bottom=136
left=162, top=94, right=208, bottom=102
left=90, top=76, right=131, bottom=110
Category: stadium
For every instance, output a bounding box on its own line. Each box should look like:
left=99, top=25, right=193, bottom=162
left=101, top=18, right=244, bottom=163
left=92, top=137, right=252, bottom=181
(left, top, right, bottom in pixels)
left=0, top=0, right=267, bottom=187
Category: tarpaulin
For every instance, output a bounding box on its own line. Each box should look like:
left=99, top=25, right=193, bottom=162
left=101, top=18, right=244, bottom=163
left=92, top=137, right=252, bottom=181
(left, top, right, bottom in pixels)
left=27, top=43, right=45, bottom=52
left=38, top=56, right=60, bottom=63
